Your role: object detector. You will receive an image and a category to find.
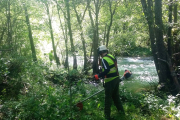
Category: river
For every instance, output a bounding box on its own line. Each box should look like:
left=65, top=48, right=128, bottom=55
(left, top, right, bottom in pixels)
left=70, top=56, right=159, bottom=93
left=72, top=57, right=180, bottom=118
left=117, top=57, right=158, bottom=93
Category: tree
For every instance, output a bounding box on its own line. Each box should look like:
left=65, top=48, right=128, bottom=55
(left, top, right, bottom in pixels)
left=23, top=1, right=37, bottom=61
left=155, top=0, right=168, bottom=83
left=44, top=0, right=60, bottom=65
left=173, top=0, right=179, bottom=53
left=141, top=0, right=180, bottom=92
left=167, top=0, right=173, bottom=57
left=73, top=0, right=88, bottom=71
left=65, top=0, right=77, bottom=69
left=0, top=25, right=6, bottom=47
left=55, top=0, right=69, bottom=70
left=106, top=0, right=118, bottom=47
left=141, top=0, right=159, bottom=72
left=6, top=0, right=12, bottom=48
left=87, top=0, right=102, bottom=74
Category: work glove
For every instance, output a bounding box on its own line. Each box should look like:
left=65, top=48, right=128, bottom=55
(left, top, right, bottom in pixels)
left=94, top=74, right=99, bottom=80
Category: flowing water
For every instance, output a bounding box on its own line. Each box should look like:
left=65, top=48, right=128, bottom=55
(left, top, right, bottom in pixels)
left=50, top=56, right=158, bottom=92
left=73, top=56, right=159, bottom=93
left=117, top=57, right=158, bottom=93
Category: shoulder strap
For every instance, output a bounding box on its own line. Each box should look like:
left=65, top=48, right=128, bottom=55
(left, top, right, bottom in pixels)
left=105, top=54, right=117, bottom=67
left=105, top=54, right=119, bottom=76
left=106, top=54, right=116, bottom=62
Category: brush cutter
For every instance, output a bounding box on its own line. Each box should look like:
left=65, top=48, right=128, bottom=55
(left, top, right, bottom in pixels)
left=75, top=89, right=104, bottom=110
left=75, top=74, right=126, bottom=110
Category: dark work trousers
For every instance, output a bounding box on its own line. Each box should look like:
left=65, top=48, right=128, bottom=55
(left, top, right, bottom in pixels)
left=104, top=77, right=125, bottom=119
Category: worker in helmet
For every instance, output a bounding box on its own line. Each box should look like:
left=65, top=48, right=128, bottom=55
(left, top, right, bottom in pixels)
left=94, top=45, right=125, bottom=120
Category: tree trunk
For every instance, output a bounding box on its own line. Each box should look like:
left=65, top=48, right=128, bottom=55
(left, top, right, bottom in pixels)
left=87, top=0, right=99, bottom=74
left=173, top=0, right=177, bottom=23
left=158, top=55, right=180, bottom=92
left=141, top=0, right=159, bottom=72
left=155, top=0, right=168, bottom=83
left=167, top=0, right=172, bottom=57
left=103, top=24, right=107, bottom=45
left=0, top=26, right=6, bottom=46
left=90, top=43, right=93, bottom=59
left=173, top=0, right=178, bottom=53
left=64, top=20, right=69, bottom=71
left=94, top=0, right=100, bottom=74
left=45, top=2, right=60, bottom=65
left=73, top=2, right=88, bottom=71
left=55, top=0, right=69, bottom=70
left=6, top=0, right=12, bottom=47
left=65, top=0, right=77, bottom=69
left=23, top=2, right=37, bottom=62
left=106, top=0, right=117, bottom=47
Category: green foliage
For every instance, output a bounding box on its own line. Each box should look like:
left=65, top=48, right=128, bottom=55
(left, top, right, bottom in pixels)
left=0, top=57, right=180, bottom=119
left=0, top=57, right=71, bottom=119
left=0, top=0, right=180, bottom=119
left=0, top=56, right=28, bottom=99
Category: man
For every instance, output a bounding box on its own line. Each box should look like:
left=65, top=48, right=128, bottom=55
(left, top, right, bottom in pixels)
left=123, top=70, right=132, bottom=79
left=94, top=45, right=125, bottom=120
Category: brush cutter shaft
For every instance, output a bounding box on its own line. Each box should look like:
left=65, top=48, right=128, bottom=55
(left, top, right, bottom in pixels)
left=81, top=89, right=104, bottom=103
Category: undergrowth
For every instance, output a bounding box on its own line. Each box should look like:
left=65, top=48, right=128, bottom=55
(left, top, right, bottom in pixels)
left=0, top=57, right=180, bottom=120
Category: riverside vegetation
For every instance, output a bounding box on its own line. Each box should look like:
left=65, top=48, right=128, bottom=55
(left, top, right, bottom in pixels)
left=0, top=0, right=180, bottom=119
left=0, top=54, right=180, bottom=120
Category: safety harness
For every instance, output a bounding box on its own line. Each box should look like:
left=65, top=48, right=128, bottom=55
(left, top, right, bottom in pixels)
left=102, top=54, right=119, bottom=83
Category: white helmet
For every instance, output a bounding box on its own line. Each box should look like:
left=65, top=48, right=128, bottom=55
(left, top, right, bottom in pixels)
left=98, top=45, right=108, bottom=55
